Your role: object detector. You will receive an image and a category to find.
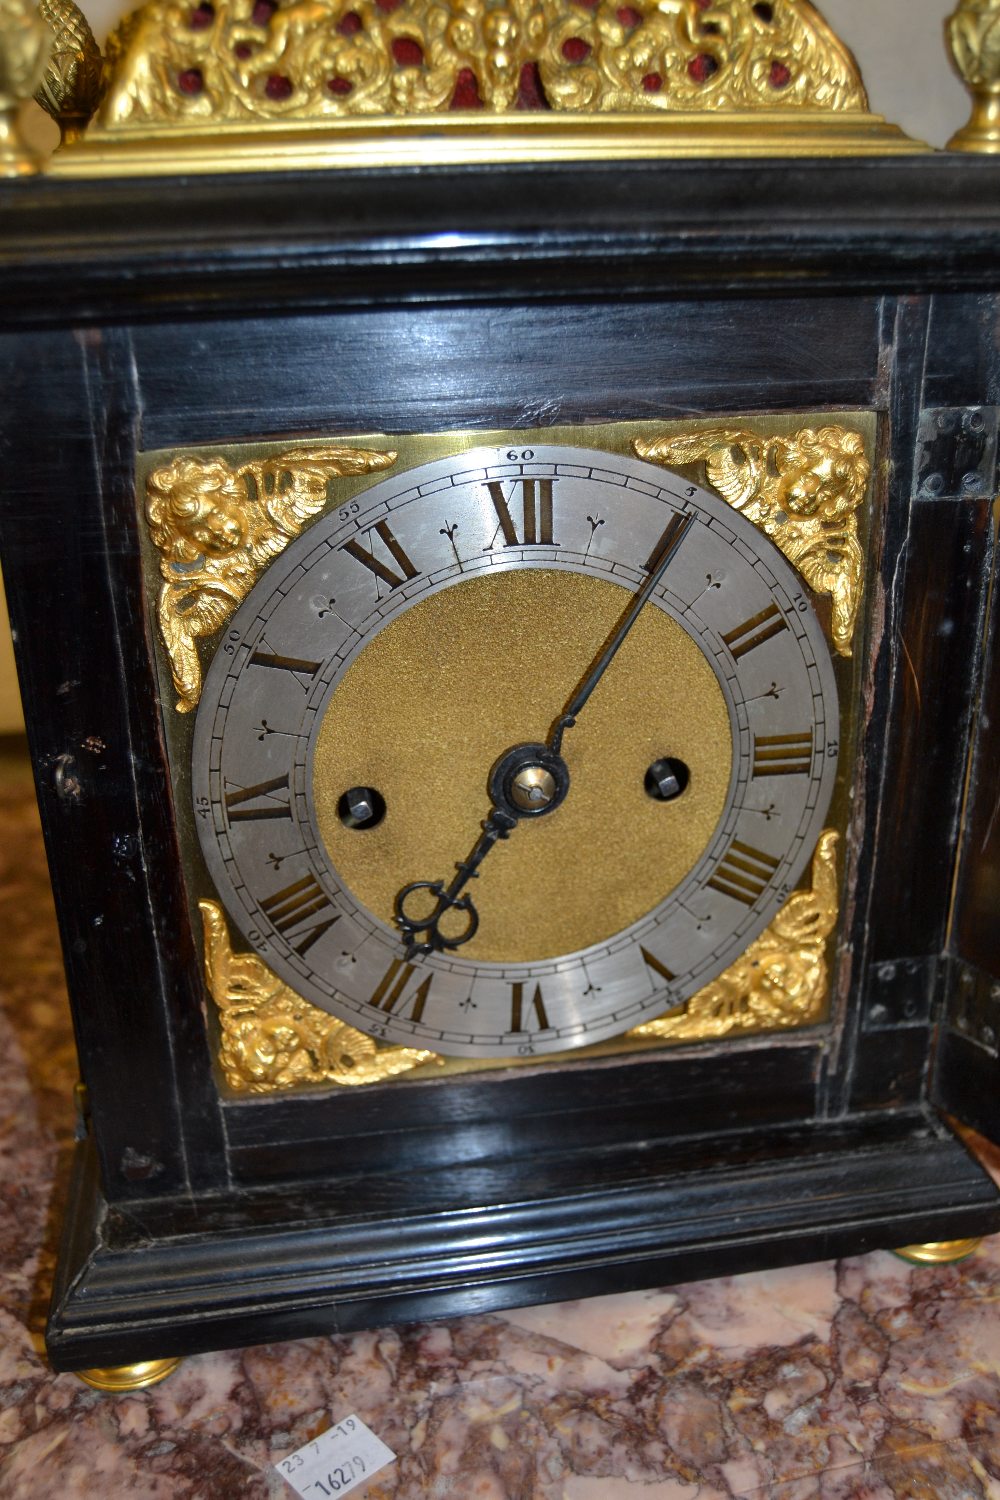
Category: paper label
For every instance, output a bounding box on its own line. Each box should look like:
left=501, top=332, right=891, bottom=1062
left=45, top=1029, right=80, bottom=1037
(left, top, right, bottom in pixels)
left=274, top=1415, right=396, bottom=1498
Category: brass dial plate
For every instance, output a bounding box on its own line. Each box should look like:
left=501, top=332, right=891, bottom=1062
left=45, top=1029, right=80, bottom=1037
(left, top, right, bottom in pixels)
left=189, top=443, right=839, bottom=1058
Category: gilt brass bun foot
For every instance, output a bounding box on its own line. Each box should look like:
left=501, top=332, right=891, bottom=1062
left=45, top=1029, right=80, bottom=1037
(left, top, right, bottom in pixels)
left=893, top=1237, right=984, bottom=1265
left=75, top=1357, right=182, bottom=1391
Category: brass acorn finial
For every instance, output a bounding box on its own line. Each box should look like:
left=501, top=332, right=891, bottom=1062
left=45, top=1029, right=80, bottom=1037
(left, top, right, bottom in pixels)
left=33, top=0, right=103, bottom=145
left=0, top=0, right=52, bottom=174
left=947, top=0, right=1000, bottom=152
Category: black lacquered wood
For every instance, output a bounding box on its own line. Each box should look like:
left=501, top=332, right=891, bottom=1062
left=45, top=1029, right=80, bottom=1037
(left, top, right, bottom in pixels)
left=48, top=1116, right=1000, bottom=1370
left=4, top=157, right=1000, bottom=328
left=923, top=293, right=1000, bottom=410
left=0, top=327, right=226, bottom=1200
left=937, top=488, right=1000, bottom=1140
left=952, top=522, right=1000, bottom=979
left=223, top=1042, right=821, bottom=1184
left=861, top=496, right=993, bottom=968
left=130, top=297, right=881, bottom=450
left=1, top=155, right=999, bottom=1368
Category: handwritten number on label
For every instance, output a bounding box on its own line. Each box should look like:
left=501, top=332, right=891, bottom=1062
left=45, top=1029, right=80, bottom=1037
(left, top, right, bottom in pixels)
left=306, top=1458, right=367, bottom=1496
left=273, top=1413, right=394, bottom=1499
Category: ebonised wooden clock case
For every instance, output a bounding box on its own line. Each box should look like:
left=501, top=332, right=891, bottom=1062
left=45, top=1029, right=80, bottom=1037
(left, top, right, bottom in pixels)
left=2, top=153, right=1000, bottom=1371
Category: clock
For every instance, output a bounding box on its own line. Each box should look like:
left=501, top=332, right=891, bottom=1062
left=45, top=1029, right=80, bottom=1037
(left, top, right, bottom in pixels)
left=3, top=14, right=1000, bottom=1377
left=181, top=440, right=840, bottom=1060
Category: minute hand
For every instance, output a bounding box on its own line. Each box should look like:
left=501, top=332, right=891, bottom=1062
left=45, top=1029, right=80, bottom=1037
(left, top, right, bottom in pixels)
left=549, top=509, right=694, bottom=754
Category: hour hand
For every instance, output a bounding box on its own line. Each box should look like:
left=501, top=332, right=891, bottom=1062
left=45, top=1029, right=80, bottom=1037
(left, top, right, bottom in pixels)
left=393, top=739, right=570, bottom=956
left=394, top=807, right=516, bottom=957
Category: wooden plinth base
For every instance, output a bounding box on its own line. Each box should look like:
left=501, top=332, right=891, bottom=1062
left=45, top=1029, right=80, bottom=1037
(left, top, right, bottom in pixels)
left=47, top=1114, right=1000, bottom=1372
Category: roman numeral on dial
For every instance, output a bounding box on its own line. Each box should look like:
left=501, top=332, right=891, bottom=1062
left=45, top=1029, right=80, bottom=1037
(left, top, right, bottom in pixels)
left=722, top=603, right=788, bottom=660
left=224, top=774, right=291, bottom=822
left=643, top=513, right=692, bottom=575
left=341, top=521, right=420, bottom=591
left=509, top=981, right=549, bottom=1033
left=260, top=873, right=338, bottom=954
left=369, top=958, right=432, bottom=1023
left=249, top=650, right=322, bottom=680
left=706, top=840, right=780, bottom=906
left=752, top=731, right=813, bottom=777
left=640, top=946, right=675, bottom=984
left=485, top=478, right=556, bottom=548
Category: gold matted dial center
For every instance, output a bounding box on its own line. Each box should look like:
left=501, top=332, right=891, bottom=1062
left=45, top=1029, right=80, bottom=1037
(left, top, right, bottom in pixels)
left=312, top=569, right=732, bottom=963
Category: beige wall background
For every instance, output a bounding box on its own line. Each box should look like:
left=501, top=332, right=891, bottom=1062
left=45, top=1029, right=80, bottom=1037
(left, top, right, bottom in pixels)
left=0, top=0, right=974, bottom=731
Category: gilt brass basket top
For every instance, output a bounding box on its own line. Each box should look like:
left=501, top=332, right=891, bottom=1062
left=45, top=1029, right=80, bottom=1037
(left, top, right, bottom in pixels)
left=37, top=0, right=925, bottom=173
left=97, top=0, right=867, bottom=127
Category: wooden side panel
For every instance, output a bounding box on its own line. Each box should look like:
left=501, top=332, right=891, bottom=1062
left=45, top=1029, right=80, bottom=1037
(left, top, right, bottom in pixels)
left=952, top=507, right=1000, bottom=976
left=935, top=498, right=1000, bottom=1138
left=0, top=327, right=227, bottom=1201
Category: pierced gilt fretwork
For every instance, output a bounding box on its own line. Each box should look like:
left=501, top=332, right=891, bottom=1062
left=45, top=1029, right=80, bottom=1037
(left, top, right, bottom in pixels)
left=200, top=899, right=442, bottom=1090
left=96, top=0, right=866, bottom=129
left=628, top=829, right=839, bottom=1043
left=635, top=425, right=869, bottom=656
left=145, top=446, right=396, bottom=713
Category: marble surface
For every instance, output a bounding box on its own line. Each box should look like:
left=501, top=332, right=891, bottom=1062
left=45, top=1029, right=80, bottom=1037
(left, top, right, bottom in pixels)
left=3, top=767, right=1000, bottom=1499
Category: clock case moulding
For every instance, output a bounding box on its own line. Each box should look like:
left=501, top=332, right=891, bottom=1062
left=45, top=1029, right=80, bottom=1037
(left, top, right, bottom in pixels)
left=1, top=0, right=1000, bottom=1373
